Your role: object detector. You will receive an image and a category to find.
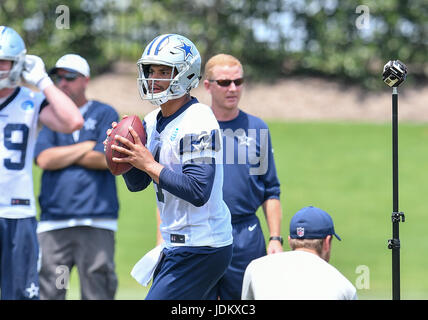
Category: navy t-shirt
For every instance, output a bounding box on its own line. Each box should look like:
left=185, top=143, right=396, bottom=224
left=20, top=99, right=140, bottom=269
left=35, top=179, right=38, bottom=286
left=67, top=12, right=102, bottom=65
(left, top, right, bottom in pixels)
left=218, top=110, right=280, bottom=222
left=34, top=101, right=119, bottom=221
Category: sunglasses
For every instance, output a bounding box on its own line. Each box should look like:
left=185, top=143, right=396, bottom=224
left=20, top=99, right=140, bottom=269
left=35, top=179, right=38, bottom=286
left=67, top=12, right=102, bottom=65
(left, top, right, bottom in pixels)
left=209, top=78, right=244, bottom=87
left=52, top=73, right=81, bottom=83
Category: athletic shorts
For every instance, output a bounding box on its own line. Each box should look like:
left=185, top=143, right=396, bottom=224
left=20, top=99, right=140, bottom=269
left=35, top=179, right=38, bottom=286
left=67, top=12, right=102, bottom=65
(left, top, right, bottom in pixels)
left=0, top=217, right=40, bottom=300
left=146, top=244, right=233, bottom=300
left=207, top=215, right=266, bottom=300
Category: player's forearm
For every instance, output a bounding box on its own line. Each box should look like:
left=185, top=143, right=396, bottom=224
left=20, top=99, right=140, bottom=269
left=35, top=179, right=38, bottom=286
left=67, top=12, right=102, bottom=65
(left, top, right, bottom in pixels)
left=264, top=198, right=283, bottom=254
left=76, top=150, right=108, bottom=170
left=36, top=141, right=94, bottom=170
left=40, top=85, right=84, bottom=133
left=158, top=160, right=215, bottom=207
left=263, top=198, right=282, bottom=237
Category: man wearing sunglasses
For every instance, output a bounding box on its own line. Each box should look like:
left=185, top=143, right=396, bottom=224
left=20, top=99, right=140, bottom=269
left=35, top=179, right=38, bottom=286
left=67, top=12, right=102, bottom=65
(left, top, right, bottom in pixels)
left=204, top=54, right=283, bottom=300
left=34, top=54, right=119, bottom=300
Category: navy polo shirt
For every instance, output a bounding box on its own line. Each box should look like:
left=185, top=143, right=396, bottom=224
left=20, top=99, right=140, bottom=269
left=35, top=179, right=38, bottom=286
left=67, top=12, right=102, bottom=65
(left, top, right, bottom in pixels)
left=218, top=110, right=281, bottom=222
left=34, top=100, right=119, bottom=221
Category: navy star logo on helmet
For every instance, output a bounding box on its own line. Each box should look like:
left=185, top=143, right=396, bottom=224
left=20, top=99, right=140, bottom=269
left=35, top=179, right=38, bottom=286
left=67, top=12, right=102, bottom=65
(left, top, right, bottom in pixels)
left=175, top=41, right=193, bottom=60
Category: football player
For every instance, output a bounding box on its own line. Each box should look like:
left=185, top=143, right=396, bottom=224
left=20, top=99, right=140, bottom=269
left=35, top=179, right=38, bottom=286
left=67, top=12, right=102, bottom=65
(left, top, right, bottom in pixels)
left=106, top=34, right=233, bottom=299
left=0, top=26, right=83, bottom=299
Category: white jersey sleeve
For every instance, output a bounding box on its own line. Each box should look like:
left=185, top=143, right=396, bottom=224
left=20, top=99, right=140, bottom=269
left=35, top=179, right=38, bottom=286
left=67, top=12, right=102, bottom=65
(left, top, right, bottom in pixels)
left=0, top=87, right=45, bottom=218
left=144, top=103, right=233, bottom=248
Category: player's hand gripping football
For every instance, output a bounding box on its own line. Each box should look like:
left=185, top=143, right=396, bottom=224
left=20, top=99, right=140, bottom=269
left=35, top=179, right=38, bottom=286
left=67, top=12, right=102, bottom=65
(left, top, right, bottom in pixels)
left=104, top=116, right=163, bottom=182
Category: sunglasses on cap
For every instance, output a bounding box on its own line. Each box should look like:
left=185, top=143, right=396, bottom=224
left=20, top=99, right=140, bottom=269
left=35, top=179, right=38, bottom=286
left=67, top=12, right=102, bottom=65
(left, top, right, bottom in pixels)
left=52, top=72, right=81, bottom=83
left=209, top=78, right=244, bottom=87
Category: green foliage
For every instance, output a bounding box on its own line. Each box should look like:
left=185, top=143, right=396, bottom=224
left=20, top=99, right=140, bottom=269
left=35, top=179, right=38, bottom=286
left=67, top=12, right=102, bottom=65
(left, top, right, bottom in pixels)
left=0, top=0, right=114, bottom=74
left=1, top=0, right=426, bottom=89
left=287, top=0, right=427, bottom=89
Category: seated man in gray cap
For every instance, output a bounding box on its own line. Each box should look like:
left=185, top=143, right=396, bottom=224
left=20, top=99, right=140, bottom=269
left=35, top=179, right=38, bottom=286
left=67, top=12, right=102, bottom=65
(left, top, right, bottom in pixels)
left=242, top=206, right=357, bottom=300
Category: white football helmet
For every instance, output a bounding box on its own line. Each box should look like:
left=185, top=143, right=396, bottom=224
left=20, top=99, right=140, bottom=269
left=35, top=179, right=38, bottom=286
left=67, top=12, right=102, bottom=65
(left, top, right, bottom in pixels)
left=137, top=34, right=201, bottom=106
left=0, top=26, right=26, bottom=89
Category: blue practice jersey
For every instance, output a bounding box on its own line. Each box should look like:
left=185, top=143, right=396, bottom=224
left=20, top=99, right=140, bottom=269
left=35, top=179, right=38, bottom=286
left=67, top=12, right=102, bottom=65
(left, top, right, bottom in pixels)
left=218, top=110, right=281, bottom=222
left=0, top=87, right=46, bottom=219
left=34, top=100, right=119, bottom=221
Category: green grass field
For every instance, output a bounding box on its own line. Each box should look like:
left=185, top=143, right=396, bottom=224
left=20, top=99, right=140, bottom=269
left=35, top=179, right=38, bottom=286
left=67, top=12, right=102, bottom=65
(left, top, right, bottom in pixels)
left=33, top=121, right=428, bottom=300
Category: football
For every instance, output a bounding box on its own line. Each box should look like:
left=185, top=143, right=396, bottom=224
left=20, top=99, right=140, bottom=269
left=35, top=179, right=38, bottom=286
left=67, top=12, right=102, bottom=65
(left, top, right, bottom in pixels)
left=105, top=115, right=147, bottom=176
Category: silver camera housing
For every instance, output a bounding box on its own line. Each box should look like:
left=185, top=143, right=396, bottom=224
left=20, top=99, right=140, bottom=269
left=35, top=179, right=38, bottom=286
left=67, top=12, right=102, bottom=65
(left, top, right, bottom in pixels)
left=383, top=60, right=408, bottom=87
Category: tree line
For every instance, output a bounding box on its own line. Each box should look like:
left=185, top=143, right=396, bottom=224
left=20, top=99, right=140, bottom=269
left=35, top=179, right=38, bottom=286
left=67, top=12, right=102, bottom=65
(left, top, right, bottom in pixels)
left=1, top=0, right=426, bottom=90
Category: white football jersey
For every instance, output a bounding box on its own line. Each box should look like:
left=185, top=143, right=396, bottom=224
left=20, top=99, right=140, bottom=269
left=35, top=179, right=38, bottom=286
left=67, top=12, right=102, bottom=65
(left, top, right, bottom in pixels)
left=0, top=87, right=45, bottom=218
left=144, top=102, right=233, bottom=248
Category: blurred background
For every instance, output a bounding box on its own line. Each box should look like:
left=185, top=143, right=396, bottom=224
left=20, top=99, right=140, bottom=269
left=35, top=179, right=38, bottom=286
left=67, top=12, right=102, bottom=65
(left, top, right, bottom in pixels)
left=3, top=0, right=426, bottom=88
left=3, top=0, right=427, bottom=120
left=3, top=0, right=427, bottom=300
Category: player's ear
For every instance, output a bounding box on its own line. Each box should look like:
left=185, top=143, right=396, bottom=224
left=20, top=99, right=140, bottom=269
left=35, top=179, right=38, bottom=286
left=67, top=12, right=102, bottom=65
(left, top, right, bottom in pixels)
left=82, top=76, right=90, bottom=87
left=323, top=235, right=332, bottom=249
left=322, top=235, right=332, bottom=258
left=203, top=79, right=211, bottom=91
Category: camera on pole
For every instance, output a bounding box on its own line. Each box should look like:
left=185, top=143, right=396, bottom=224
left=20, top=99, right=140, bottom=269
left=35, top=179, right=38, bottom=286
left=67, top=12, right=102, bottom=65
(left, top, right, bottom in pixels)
left=383, top=60, right=408, bottom=87
left=382, top=59, right=408, bottom=300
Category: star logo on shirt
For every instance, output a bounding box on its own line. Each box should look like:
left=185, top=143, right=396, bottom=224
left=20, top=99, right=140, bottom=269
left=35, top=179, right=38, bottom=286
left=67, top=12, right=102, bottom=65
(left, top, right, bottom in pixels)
left=192, top=139, right=211, bottom=152
left=84, top=118, right=97, bottom=131
left=175, top=41, right=193, bottom=60
left=26, top=282, right=39, bottom=298
left=236, top=132, right=254, bottom=147
left=191, top=132, right=212, bottom=152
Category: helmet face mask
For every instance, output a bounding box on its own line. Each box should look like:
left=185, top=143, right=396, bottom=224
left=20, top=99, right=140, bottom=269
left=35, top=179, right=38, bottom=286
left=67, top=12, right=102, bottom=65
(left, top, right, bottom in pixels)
left=0, top=66, right=12, bottom=80
left=137, top=34, right=201, bottom=106
left=138, top=63, right=178, bottom=105
left=0, top=26, right=26, bottom=89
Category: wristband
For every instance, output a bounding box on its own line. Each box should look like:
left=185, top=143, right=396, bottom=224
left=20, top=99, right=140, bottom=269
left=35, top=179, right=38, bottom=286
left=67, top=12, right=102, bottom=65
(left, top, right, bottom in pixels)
left=269, top=236, right=283, bottom=245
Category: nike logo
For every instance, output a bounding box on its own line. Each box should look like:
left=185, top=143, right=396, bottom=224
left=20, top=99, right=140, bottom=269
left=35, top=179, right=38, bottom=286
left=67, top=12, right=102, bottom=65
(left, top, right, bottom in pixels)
left=248, top=224, right=257, bottom=232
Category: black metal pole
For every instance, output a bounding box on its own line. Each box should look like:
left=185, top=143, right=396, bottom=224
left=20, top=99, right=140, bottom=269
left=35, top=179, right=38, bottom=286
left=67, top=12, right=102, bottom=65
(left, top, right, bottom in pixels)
left=382, top=60, right=407, bottom=300
left=390, top=87, right=403, bottom=300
